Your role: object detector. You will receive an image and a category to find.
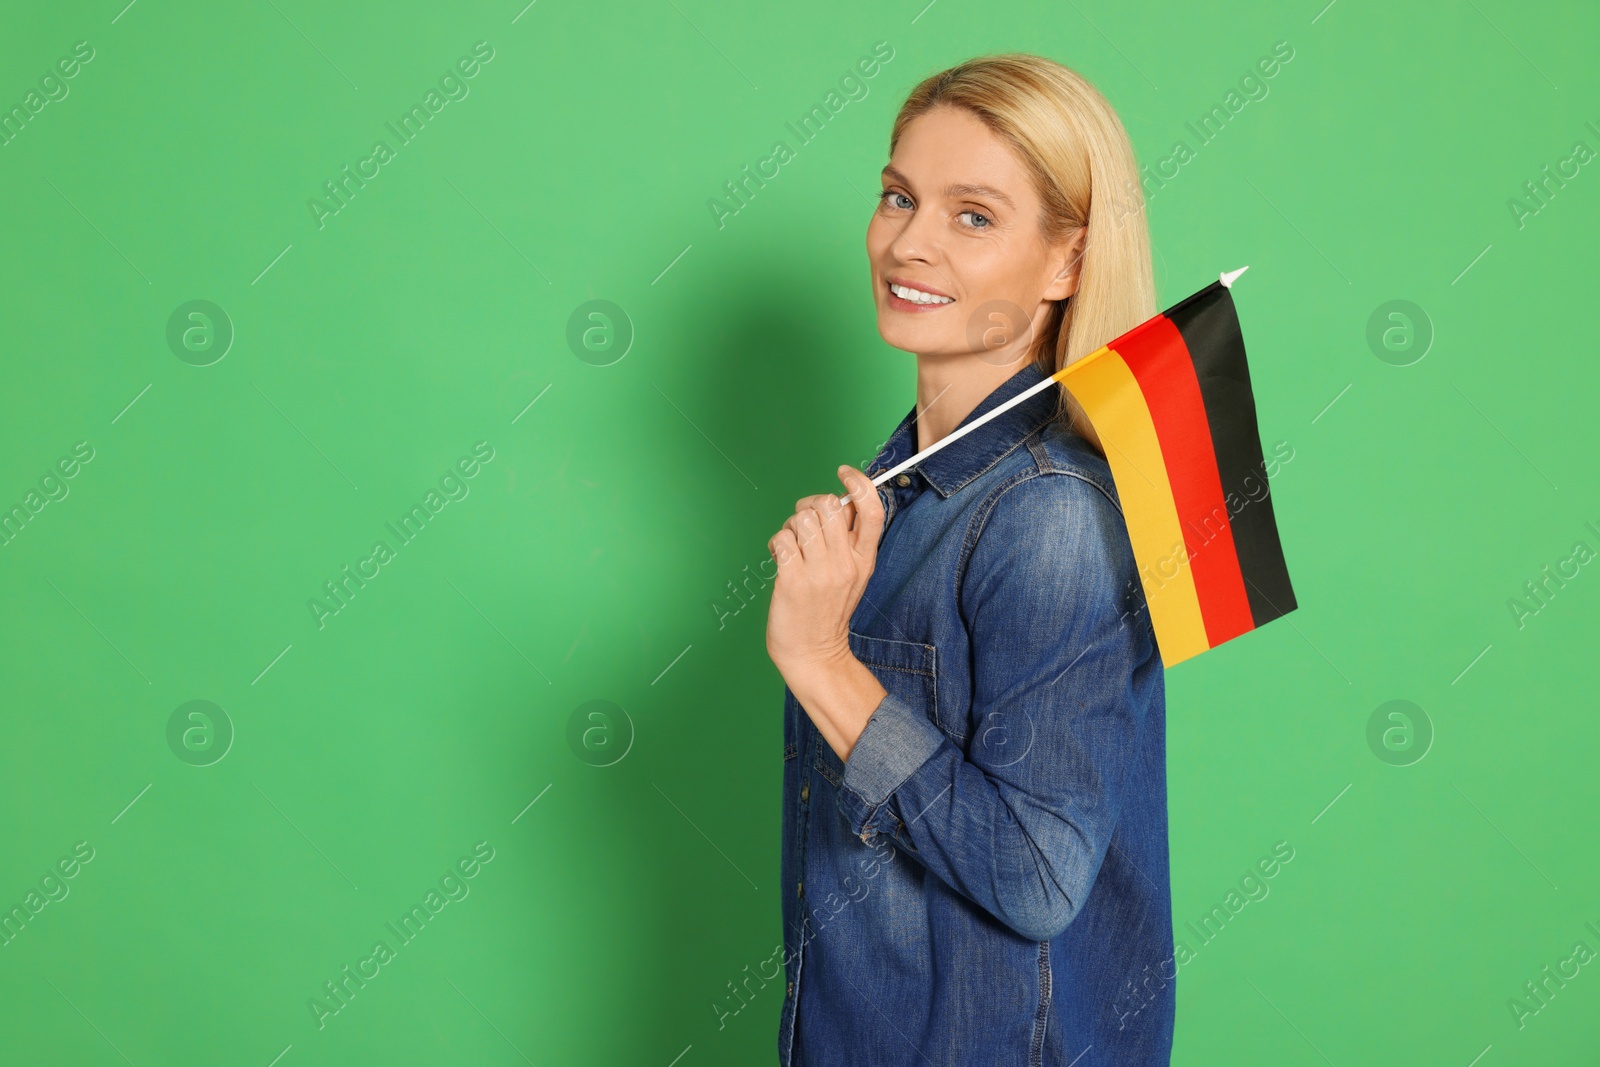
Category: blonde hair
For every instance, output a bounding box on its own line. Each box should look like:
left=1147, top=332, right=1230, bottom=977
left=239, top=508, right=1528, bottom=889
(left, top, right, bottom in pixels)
left=888, top=54, right=1156, bottom=452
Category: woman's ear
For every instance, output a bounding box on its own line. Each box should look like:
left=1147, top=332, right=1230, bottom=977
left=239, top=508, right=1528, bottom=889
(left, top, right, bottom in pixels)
left=1043, top=226, right=1088, bottom=301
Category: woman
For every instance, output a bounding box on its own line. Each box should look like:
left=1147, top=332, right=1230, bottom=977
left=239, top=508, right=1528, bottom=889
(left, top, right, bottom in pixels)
left=766, top=55, right=1172, bottom=1065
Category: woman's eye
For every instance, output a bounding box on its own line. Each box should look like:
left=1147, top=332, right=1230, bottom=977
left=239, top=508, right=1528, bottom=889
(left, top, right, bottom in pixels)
left=877, top=190, right=911, bottom=210
left=960, top=210, right=992, bottom=229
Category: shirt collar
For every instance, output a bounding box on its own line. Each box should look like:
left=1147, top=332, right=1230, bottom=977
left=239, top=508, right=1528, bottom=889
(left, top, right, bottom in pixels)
left=869, top=361, right=1061, bottom=499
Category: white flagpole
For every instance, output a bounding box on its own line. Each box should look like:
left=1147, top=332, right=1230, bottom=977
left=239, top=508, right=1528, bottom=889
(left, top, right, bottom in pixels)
left=835, top=267, right=1249, bottom=508
left=839, top=373, right=1061, bottom=503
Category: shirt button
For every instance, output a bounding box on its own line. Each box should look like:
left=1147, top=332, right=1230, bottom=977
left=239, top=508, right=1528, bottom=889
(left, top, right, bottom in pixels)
left=787, top=980, right=794, bottom=999
left=800, top=780, right=810, bottom=802
left=895, top=473, right=911, bottom=487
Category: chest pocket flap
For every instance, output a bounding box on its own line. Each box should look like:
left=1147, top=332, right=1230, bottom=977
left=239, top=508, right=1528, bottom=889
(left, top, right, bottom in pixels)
left=813, top=629, right=944, bottom=784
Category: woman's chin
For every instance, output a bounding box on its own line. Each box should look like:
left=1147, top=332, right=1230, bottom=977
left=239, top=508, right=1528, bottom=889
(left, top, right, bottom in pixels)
left=876, top=321, right=953, bottom=356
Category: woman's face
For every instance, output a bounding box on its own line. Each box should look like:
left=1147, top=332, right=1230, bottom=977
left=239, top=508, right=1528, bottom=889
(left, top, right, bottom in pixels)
left=867, top=105, right=1083, bottom=365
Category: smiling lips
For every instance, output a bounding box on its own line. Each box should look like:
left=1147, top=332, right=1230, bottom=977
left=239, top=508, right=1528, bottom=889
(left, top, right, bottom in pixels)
left=886, top=278, right=954, bottom=310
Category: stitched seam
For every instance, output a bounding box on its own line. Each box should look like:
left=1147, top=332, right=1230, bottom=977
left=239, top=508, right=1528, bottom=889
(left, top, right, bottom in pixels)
left=856, top=662, right=934, bottom=678
left=1032, top=427, right=1123, bottom=513
left=1038, top=460, right=1123, bottom=517
left=1025, top=433, right=1050, bottom=471
left=813, top=749, right=842, bottom=786
left=856, top=638, right=946, bottom=740
left=851, top=630, right=937, bottom=676
left=937, top=409, right=1056, bottom=498
left=879, top=482, right=898, bottom=529
left=783, top=913, right=805, bottom=1065
left=783, top=723, right=816, bottom=1067
left=1055, top=468, right=1121, bottom=515
left=1030, top=939, right=1052, bottom=1066
left=854, top=631, right=944, bottom=741
left=957, top=457, right=1130, bottom=603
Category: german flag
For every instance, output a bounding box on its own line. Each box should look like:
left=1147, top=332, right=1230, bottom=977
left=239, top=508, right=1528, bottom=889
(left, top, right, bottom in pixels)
left=1056, top=271, right=1296, bottom=666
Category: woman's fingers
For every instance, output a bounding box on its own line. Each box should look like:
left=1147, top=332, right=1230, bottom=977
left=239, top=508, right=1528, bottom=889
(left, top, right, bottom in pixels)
left=769, top=527, right=804, bottom=572
left=781, top=508, right=819, bottom=562
left=787, top=494, right=847, bottom=560
left=806, top=492, right=850, bottom=557
left=795, top=493, right=853, bottom=534
left=776, top=471, right=881, bottom=573
left=836, top=465, right=885, bottom=560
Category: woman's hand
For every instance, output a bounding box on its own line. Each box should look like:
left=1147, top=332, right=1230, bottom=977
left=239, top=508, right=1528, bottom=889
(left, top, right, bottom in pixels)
left=766, top=465, right=886, bottom=675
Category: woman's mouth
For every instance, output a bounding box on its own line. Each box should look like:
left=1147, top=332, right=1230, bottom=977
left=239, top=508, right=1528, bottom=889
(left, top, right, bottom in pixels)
left=886, top=279, right=955, bottom=312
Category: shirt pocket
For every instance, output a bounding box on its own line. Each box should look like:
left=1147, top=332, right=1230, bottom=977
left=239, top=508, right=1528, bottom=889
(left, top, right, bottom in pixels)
left=813, top=628, right=941, bottom=787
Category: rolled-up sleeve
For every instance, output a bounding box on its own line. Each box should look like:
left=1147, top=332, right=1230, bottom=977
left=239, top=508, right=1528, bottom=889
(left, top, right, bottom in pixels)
left=835, top=473, right=1157, bottom=942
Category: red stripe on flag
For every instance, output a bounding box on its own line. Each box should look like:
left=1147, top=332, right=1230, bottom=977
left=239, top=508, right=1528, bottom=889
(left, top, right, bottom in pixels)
left=1112, top=315, right=1256, bottom=646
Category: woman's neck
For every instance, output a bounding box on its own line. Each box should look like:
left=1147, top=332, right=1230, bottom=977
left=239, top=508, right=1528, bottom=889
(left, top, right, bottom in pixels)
left=912, top=355, right=1032, bottom=454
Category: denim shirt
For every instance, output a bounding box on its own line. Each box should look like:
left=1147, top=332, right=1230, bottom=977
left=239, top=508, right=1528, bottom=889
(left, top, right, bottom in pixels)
left=778, top=361, right=1174, bottom=1066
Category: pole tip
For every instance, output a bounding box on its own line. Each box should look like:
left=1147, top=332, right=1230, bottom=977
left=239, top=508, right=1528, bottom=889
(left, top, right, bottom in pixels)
left=1220, top=265, right=1250, bottom=288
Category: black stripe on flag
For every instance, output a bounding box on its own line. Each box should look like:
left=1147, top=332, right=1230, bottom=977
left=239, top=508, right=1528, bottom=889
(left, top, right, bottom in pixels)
left=1165, top=283, right=1297, bottom=626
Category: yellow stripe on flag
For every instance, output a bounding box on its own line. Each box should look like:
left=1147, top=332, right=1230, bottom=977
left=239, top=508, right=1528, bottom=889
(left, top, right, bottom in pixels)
left=1057, top=347, right=1211, bottom=665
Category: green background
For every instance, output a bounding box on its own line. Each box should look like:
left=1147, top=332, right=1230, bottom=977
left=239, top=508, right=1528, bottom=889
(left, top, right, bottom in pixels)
left=2, top=0, right=1596, bottom=1063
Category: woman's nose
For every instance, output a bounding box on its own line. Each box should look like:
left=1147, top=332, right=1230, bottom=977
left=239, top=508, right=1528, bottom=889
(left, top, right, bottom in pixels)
left=886, top=211, right=941, bottom=264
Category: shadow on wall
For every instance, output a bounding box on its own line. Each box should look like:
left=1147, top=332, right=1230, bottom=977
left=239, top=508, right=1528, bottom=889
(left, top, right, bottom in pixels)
left=632, top=253, right=884, bottom=1056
